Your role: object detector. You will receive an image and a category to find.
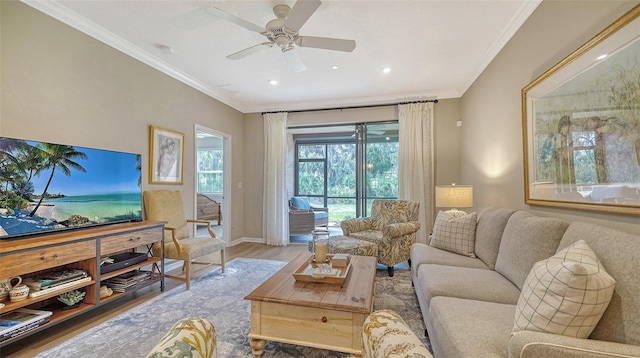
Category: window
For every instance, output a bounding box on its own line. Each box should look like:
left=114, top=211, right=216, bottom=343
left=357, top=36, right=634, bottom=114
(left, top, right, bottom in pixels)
left=292, top=122, right=399, bottom=224
left=197, top=149, right=223, bottom=193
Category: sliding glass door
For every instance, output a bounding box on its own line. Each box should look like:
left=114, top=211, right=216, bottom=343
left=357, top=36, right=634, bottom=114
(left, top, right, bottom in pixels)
left=360, top=122, right=399, bottom=216
left=293, top=122, right=398, bottom=225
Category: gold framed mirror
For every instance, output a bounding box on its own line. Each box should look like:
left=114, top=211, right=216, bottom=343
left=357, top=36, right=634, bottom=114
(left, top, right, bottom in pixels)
left=522, top=5, right=640, bottom=215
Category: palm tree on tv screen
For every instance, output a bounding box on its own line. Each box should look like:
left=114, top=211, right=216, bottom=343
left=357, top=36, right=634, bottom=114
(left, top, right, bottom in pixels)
left=12, top=145, right=46, bottom=212
left=28, top=144, right=87, bottom=217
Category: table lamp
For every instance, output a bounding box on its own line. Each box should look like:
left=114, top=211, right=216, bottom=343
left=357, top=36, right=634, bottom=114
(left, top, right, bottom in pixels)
left=435, top=183, right=473, bottom=213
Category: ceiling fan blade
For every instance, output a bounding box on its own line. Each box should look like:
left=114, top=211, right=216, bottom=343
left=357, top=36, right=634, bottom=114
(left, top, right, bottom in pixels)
left=296, top=36, right=356, bottom=52
left=206, top=7, right=266, bottom=33
left=282, top=48, right=306, bottom=72
left=227, top=42, right=273, bottom=60
left=284, top=0, right=321, bottom=33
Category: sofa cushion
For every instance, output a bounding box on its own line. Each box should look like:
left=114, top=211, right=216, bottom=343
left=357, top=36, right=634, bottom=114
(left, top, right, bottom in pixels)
left=430, top=211, right=477, bottom=257
left=474, top=207, right=516, bottom=270
left=290, top=196, right=310, bottom=209
left=428, top=296, right=516, bottom=358
left=313, top=211, right=328, bottom=220
left=495, top=211, right=568, bottom=290
left=348, top=230, right=383, bottom=244
left=410, top=243, right=490, bottom=276
left=513, top=240, right=615, bottom=339
left=556, top=222, right=640, bottom=345
left=417, top=264, right=521, bottom=310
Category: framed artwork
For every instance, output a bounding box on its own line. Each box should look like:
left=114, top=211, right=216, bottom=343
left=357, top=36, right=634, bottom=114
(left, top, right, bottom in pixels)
left=149, top=125, right=184, bottom=184
left=522, top=5, right=640, bottom=215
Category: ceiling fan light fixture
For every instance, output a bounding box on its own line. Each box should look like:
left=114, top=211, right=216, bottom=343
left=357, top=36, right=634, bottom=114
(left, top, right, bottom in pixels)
left=382, top=67, right=391, bottom=74
left=331, top=65, right=339, bottom=70
left=207, top=0, right=355, bottom=72
left=268, top=79, right=280, bottom=85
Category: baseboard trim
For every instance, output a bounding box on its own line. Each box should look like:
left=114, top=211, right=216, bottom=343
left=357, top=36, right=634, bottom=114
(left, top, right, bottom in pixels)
left=228, top=237, right=264, bottom=246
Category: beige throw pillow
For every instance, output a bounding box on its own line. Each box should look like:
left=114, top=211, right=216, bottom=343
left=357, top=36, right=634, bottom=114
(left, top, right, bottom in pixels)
left=513, top=240, right=616, bottom=338
left=429, top=210, right=477, bottom=257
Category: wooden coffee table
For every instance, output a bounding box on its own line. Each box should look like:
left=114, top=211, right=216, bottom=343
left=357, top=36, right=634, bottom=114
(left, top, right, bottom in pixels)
left=244, top=252, right=377, bottom=357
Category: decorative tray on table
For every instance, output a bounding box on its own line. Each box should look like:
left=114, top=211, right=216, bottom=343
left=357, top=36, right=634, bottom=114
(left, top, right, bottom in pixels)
left=292, top=254, right=352, bottom=284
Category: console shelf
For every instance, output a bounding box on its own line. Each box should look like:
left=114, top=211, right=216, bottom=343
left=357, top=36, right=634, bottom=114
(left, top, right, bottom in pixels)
left=0, top=221, right=165, bottom=348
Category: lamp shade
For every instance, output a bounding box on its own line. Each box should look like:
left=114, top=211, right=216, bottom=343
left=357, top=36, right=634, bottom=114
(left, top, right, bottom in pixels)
left=435, top=184, right=473, bottom=208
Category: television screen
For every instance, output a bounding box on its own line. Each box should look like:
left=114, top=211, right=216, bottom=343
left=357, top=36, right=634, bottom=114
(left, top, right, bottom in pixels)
left=0, top=136, right=143, bottom=240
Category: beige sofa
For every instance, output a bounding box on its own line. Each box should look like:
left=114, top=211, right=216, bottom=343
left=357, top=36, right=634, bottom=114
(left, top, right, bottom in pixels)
left=408, top=207, right=640, bottom=358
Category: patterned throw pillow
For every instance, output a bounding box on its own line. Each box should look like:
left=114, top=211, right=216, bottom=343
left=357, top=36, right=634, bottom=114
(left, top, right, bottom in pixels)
left=513, top=240, right=616, bottom=338
left=429, top=210, right=477, bottom=257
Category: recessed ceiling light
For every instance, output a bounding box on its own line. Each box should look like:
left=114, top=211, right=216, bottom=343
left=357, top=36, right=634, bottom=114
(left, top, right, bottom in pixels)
left=596, top=54, right=608, bottom=60
left=382, top=67, right=391, bottom=74
left=269, top=79, right=279, bottom=85
left=331, top=65, right=339, bottom=70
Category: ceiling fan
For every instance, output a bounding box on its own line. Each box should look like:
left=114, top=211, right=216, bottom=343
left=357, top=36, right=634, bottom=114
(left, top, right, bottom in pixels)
left=206, top=0, right=356, bottom=72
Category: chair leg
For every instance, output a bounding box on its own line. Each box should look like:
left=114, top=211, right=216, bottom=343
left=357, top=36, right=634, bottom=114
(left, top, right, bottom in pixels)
left=220, top=249, right=225, bottom=273
left=185, top=260, right=191, bottom=290
left=387, top=266, right=394, bottom=277
left=408, top=258, right=412, bottom=268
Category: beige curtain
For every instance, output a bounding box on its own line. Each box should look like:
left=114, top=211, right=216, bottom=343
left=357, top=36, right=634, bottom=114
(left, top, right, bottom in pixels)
left=398, top=102, right=434, bottom=244
left=262, top=112, right=289, bottom=246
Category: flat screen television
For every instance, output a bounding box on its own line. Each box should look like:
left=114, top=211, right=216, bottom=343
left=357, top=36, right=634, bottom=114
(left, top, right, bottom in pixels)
left=0, top=136, right=143, bottom=240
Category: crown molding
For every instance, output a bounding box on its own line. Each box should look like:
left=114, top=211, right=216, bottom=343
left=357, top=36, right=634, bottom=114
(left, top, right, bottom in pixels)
left=457, top=0, right=542, bottom=96
left=21, top=0, right=248, bottom=113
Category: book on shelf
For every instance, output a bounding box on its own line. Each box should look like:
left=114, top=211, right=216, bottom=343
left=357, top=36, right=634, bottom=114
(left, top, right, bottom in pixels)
left=0, top=309, right=52, bottom=341
left=28, top=276, right=92, bottom=298
left=23, top=269, right=88, bottom=291
left=106, top=277, right=153, bottom=293
left=104, top=270, right=150, bottom=284
left=103, top=270, right=153, bottom=292
left=0, top=316, right=51, bottom=342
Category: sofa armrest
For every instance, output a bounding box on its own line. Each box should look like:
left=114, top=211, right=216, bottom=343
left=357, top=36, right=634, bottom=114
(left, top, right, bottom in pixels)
left=340, top=217, right=372, bottom=236
left=362, top=310, right=432, bottom=358
left=146, top=317, right=217, bottom=358
left=383, top=221, right=421, bottom=239
left=509, top=331, right=640, bottom=358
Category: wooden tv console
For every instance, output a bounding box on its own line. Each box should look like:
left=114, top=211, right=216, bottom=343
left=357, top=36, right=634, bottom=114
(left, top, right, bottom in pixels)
left=0, top=221, right=165, bottom=347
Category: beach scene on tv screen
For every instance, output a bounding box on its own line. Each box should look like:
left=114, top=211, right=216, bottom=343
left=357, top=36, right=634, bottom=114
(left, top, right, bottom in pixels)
left=0, top=138, right=143, bottom=238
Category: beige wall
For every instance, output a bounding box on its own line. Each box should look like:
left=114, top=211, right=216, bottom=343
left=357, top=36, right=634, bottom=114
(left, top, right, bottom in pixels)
left=0, top=1, right=246, bottom=242
left=461, top=0, right=640, bottom=233
left=242, top=100, right=463, bottom=238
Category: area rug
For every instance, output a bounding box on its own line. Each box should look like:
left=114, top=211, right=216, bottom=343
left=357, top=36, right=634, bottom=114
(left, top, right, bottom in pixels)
left=35, top=258, right=428, bottom=357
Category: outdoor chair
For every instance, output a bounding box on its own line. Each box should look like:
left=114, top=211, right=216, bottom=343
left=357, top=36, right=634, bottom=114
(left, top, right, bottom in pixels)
left=340, top=199, right=420, bottom=277
left=289, top=196, right=329, bottom=228
left=143, top=190, right=225, bottom=290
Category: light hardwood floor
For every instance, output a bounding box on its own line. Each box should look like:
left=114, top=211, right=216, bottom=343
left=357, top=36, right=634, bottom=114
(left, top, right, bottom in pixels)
left=1, top=242, right=309, bottom=357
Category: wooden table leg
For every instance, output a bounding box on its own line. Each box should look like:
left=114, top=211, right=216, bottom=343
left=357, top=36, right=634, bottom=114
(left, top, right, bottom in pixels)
left=250, top=338, right=266, bottom=357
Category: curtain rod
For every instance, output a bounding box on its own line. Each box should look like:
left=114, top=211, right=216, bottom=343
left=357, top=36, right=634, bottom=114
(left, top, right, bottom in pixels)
left=261, top=99, right=438, bottom=115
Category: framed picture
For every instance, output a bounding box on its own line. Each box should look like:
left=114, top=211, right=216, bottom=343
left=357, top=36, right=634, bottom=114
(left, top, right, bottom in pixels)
left=522, top=5, right=640, bottom=215
left=149, top=125, right=184, bottom=184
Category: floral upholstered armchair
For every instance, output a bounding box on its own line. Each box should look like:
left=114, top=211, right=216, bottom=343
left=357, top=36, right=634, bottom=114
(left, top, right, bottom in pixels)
left=340, top=199, right=420, bottom=277
left=146, top=317, right=217, bottom=358
left=362, top=310, right=432, bottom=358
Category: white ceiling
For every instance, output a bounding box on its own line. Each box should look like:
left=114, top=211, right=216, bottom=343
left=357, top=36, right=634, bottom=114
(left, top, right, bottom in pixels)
left=23, top=0, right=541, bottom=113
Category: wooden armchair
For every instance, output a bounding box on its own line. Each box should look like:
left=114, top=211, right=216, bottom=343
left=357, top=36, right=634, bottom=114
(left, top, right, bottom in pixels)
left=143, top=190, right=225, bottom=290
